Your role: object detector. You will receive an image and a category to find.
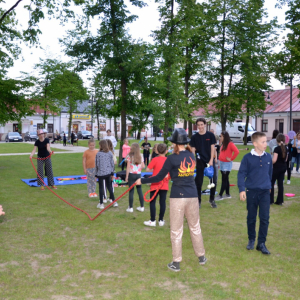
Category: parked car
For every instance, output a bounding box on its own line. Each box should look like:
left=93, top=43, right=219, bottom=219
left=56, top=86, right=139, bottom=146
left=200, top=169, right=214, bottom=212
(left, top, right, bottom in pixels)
left=216, top=122, right=256, bottom=142
left=5, top=132, right=23, bottom=142
left=60, top=131, right=78, bottom=142
left=77, top=131, right=94, bottom=139
left=24, top=131, right=38, bottom=141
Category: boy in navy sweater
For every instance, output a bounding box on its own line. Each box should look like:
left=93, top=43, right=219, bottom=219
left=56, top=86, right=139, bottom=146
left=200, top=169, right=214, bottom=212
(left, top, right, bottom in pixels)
left=238, top=132, right=272, bottom=255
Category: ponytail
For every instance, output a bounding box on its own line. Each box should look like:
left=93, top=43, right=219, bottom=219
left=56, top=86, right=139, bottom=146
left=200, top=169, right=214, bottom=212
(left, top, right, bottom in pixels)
left=276, top=134, right=286, bottom=159
left=173, top=144, right=192, bottom=155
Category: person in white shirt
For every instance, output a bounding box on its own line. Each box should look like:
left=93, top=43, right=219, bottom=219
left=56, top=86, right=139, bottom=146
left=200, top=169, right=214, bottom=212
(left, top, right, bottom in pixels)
left=106, top=129, right=117, bottom=150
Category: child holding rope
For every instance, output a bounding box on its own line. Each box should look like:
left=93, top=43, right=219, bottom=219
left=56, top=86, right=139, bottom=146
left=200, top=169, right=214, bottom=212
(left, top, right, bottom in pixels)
left=30, top=129, right=56, bottom=190
left=82, top=139, right=98, bottom=198
left=136, top=129, right=207, bottom=272
left=95, top=140, right=117, bottom=209
left=144, top=143, right=169, bottom=227
left=125, top=143, right=145, bottom=212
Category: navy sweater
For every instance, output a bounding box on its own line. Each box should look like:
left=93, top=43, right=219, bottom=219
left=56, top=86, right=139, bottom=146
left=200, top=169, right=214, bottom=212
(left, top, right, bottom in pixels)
left=237, top=152, right=272, bottom=192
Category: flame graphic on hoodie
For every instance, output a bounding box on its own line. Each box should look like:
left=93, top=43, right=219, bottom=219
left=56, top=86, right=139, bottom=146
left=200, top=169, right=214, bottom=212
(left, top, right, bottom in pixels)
left=178, top=157, right=196, bottom=177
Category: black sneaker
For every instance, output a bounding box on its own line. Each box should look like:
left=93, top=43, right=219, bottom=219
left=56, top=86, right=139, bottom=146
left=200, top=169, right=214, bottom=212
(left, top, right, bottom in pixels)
left=199, top=255, right=207, bottom=265
left=246, top=239, right=255, bottom=250
left=209, top=200, right=217, bottom=208
left=256, top=243, right=271, bottom=255
left=167, top=262, right=180, bottom=272
left=224, top=194, right=232, bottom=199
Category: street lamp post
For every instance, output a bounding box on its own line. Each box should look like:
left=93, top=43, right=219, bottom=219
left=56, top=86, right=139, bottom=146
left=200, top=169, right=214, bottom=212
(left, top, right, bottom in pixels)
left=90, top=95, right=94, bottom=137
left=289, top=76, right=293, bottom=132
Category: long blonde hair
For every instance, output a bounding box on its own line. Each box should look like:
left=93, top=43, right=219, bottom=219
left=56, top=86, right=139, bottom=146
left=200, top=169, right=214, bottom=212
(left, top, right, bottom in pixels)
left=129, top=143, right=142, bottom=164
left=106, top=139, right=114, bottom=153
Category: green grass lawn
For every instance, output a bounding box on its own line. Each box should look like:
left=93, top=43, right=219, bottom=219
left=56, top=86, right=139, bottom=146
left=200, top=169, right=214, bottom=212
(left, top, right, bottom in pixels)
left=0, top=151, right=299, bottom=299
left=0, top=142, right=68, bottom=154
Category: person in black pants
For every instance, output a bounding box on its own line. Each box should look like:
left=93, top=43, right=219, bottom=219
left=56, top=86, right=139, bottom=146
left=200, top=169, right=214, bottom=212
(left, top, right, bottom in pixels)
left=71, top=131, right=75, bottom=146
left=270, top=134, right=288, bottom=205
left=190, top=118, right=217, bottom=208
left=238, top=132, right=273, bottom=255
left=144, top=143, right=169, bottom=227
left=141, top=137, right=151, bottom=166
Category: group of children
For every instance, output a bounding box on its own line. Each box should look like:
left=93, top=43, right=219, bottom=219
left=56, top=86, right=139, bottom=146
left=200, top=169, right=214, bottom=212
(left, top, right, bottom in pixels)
left=82, top=137, right=169, bottom=226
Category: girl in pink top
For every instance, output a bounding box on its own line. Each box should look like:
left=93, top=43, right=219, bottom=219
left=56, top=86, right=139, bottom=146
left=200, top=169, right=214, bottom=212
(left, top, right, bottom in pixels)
left=121, top=139, right=131, bottom=170
left=215, top=131, right=239, bottom=201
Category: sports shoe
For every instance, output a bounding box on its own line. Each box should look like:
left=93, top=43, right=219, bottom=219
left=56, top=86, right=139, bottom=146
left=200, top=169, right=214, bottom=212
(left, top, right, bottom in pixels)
left=97, top=203, right=104, bottom=209
left=93, top=193, right=98, bottom=197
left=246, top=239, right=255, bottom=250
left=159, top=220, right=165, bottom=227
left=199, top=255, right=207, bottom=265
left=256, top=243, right=271, bottom=255
left=126, top=207, right=133, bottom=213
left=287, top=180, right=291, bottom=185
left=297, top=170, right=300, bottom=174
left=109, top=199, right=113, bottom=203
left=51, top=185, right=57, bottom=190
left=103, top=199, right=107, bottom=203
left=214, top=195, right=223, bottom=201
left=224, top=194, right=231, bottom=199
left=113, top=202, right=118, bottom=207
left=167, top=262, right=180, bottom=272
left=41, top=186, right=45, bottom=191
left=89, top=193, right=94, bottom=198
left=209, top=200, right=217, bottom=208
left=144, top=220, right=156, bottom=227
left=136, top=206, right=145, bottom=212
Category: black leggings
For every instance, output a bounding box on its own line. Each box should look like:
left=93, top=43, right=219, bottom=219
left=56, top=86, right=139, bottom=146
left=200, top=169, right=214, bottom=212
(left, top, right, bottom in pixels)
left=286, top=160, right=291, bottom=181
left=219, top=171, right=230, bottom=196
left=98, top=176, right=115, bottom=204
left=128, top=173, right=144, bottom=208
left=149, top=190, right=167, bottom=221
left=121, top=160, right=127, bottom=171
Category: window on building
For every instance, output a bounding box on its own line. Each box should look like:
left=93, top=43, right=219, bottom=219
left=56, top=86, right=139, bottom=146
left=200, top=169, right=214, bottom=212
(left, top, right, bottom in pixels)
left=37, top=124, right=43, bottom=130
left=275, top=119, right=284, bottom=133
left=262, top=119, right=268, bottom=132
left=47, top=124, right=53, bottom=133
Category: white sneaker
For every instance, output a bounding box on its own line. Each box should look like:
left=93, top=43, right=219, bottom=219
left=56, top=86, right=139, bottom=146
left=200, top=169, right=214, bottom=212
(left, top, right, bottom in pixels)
left=113, top=202, right=118, bottom=207
left=144, top=220, right=156, bottom=227
left=109, top=199, right=113, bottom=203
left=97, top=203, right=104, bottom=209
left=126, top=207, right=133, bottom=213
left=93, top=193, right=98, bottom=198
left=159, top=220, right=165, bottom=227
left=291, top=170, right=294, bottom=174
left=136, top=206, right=144, bottom=212
left=297, top=171, right=300, bottom=174
left=287, top=180, right=291, bottom=184
left=103, top=199, right=107, bottom=203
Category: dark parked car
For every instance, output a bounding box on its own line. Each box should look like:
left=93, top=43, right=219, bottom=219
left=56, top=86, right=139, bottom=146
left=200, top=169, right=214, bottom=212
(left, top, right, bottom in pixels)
left=5, top=132, right=23, bottom=142
left=24, top=131, right=38, bottom=141
left=77, top=131, right=94, bottom=139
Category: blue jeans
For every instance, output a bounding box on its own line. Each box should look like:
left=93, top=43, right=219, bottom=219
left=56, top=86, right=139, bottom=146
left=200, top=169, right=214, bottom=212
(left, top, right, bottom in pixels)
left=246, top=189, right=270, bottom=245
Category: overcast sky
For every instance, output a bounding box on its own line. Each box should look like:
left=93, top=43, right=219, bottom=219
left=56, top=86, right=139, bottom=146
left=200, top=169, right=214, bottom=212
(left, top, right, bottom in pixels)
left=6, top=0, right=290, bottom=90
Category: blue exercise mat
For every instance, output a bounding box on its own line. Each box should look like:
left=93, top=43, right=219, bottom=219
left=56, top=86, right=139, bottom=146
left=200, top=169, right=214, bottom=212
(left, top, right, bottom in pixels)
left=21, top=172, right=154, bottom=187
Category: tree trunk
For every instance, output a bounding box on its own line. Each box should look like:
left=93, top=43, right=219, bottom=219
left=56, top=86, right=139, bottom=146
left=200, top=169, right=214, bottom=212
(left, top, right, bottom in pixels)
left=114, top=117, right=118, bottom=141
left=244, top=103, right=250, bottom=145
left=137, top=131, right=141, bottom=140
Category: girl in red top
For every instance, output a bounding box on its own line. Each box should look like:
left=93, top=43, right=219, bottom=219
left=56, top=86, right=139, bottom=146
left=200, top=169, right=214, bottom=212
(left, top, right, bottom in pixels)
left=144, top=143, right=169, bottom=227
left=215, top=131, right=239, bottom=200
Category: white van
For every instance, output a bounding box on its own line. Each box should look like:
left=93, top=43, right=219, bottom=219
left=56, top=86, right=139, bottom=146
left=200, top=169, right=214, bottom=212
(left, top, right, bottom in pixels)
left=216, top=122, right=256, bottom=142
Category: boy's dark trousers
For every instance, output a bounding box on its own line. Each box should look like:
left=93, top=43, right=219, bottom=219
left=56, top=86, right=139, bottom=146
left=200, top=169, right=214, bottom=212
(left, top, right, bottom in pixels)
left=246, top=189, right=270, bottom=245
left=195, top=159, right=216, bottom=204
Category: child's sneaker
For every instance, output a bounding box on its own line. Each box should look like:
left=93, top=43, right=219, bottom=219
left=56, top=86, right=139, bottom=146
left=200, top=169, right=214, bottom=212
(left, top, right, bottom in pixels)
left=144, top=220, right=156, bottom=227
left=113, top=202, right=118, bottom=207
left=41, top=186, right=45, bottom=191
left=97, top=203, right=104, bottom=209
left=199, top=255, right=207, bottom=265
left=89, top=193, right=94, bottom=198
left=136, top=206, right=144, bottom=212
left=103, top=199, right=107, bottom=203
left=167, top=262, right=180, bottom=272
left=51, top=185, right=57, bottom=190
left=109, top=199, right=113, bottom=203
left=214, top=195, right=223, bottom=201
left=224, top=194, right=231, bottom=199
left=287, top=180, right=291, bottom=184
left=93, top=193, right=98, bottom=197
left=126, top=207, right=133, bottom=213
left=159, top=220, right=165, bottom=227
